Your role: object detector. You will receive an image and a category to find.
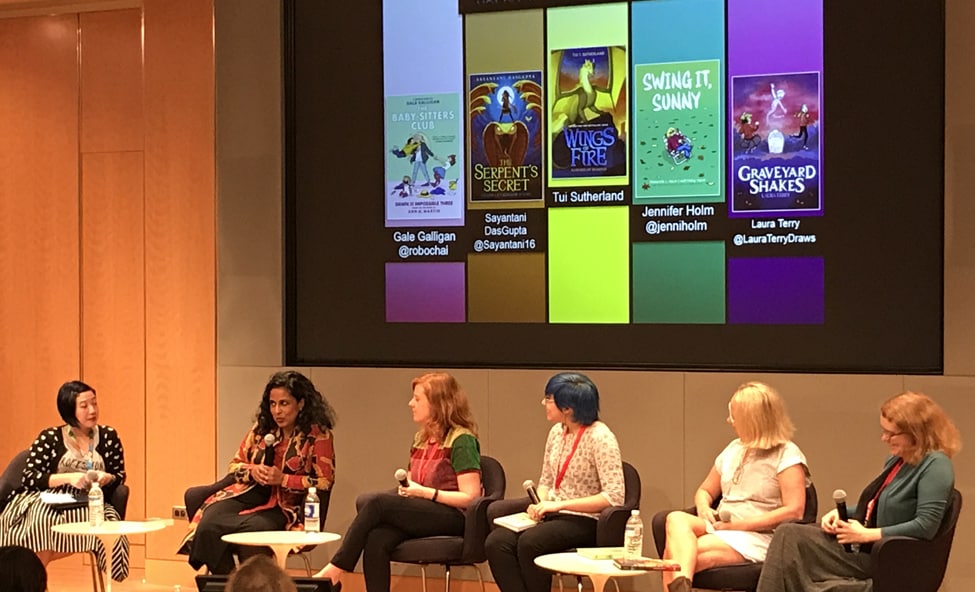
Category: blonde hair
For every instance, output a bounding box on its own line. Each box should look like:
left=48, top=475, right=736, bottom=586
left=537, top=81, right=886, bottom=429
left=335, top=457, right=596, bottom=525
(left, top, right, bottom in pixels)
left=412, top=372, right=478, bottom=441
left=730, top=382, right=795, bottom=449
left=881, top=391, right=961, bottom=464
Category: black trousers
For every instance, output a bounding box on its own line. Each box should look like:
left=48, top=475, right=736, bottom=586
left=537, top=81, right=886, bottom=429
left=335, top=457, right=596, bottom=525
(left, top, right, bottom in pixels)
left=485, top=514, right=598, bottom=592
left=329, top=491, right=466, bottom=592
left=188, top=487, right=286, bottom=574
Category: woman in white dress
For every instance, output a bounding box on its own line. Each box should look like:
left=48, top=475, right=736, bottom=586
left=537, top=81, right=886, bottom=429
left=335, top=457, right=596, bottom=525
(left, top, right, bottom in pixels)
left=659, top=382, right=810, bottom=592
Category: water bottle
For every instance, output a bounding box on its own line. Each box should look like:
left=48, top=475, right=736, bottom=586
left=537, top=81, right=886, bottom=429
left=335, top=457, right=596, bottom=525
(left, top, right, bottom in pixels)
left=304, top=487, right=320, bottom=532
left=88, top=480, right=105, bottom=526
left=623, top=509, right=643, bottom=560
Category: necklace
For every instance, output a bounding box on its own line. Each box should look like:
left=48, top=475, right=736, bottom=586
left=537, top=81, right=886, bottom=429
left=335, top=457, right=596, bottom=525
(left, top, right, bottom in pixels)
left=732, top=447, right=751, bottom=485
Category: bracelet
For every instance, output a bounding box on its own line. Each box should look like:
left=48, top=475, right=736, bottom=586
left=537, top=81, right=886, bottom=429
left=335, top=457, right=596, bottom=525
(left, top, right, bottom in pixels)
left=432, top=489, right=439, bottom=502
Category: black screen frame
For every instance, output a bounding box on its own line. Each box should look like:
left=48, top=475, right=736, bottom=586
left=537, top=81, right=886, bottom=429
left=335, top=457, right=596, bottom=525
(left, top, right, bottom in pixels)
left=283, top=0, right=945, bottom=374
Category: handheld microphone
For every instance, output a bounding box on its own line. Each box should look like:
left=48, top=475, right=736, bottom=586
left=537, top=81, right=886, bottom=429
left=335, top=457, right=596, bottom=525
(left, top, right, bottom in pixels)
left=395, top=468, right=410, bottom=488
left=718, top=509, right=732, bottom=522
left=833, top=489, right=853, bottom=552
left=263, top=434, right=276, bottom=467
left=523, top=479, right=541, bottom=505
left=86, top=470, right=99, bottom=487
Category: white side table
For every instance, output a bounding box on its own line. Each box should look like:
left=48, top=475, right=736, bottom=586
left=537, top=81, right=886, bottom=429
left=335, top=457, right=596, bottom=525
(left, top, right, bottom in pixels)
left=221, top=530, right=341, bottom=569
left=52, top=519, right=172, bottom=592
left=534, top=552, right=655, bottom=592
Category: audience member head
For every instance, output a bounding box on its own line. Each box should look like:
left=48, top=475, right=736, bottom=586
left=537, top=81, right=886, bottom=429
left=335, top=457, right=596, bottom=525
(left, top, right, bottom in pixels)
left=544, top=372, right=600, bottom=426
left=0, top=545, right=47, bottom=592
left=257, top=371, right=337, bottom=435
left=728, top=382, right=795, bottom=449
left=56, top=380, right=96, bottom=429
left=411, top=372, right=477, bottom=440
left=224, top=555, right=296, bottom=592
left=880, top=391, right=961, bottom=464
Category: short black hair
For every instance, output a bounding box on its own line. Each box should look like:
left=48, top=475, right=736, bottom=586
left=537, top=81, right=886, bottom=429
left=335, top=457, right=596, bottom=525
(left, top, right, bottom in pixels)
left=0, top=545, right=48, bottom=592
left=545, top=372, right=600, bottom=425
left=56, top=380, right=96, bottom=427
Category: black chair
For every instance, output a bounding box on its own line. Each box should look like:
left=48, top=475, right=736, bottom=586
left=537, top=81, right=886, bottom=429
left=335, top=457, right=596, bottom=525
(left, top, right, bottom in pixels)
left=183, top=474, right=330, bottom=575
left=382, top=455, right=506, bottom=592
left=651, top=482, right=817, bottom=592
left=487, top=461, right=642, bottom=592
left=870, top=488, right=962, bottom=592
left=0, top=449, right=130, bottom=592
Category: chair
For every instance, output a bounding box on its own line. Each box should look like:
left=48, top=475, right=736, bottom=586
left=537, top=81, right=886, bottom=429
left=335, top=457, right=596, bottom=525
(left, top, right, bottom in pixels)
left=870, top=488, right=962, bottom=592
left=651, top=482, right=817, bottom=592
left=486, top=461, right=642, bottom=592
left=183, top=474, right=329, bottom=575
left=385, top=455, right=507, bottom=592
left=0, top=449, right=130, bottom=592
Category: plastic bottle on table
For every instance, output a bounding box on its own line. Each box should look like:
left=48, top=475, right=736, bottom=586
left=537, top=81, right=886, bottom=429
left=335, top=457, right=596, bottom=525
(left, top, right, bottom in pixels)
left=304, top=486, right=320, bottom=532
left=88, top=480, right=105, bottom=526
left=623, top=509, right=643, bottom=560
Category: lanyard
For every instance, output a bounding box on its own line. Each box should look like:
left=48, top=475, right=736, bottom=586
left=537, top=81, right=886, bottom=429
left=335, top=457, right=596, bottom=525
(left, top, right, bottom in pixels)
left=865, top=458, right=904, bottom=525
left=554, top=426, right=587, bottom=490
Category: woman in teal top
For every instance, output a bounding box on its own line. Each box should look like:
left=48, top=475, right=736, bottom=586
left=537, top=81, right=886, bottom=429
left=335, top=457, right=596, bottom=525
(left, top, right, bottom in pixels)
left=756, top=391, right=961, bottom=592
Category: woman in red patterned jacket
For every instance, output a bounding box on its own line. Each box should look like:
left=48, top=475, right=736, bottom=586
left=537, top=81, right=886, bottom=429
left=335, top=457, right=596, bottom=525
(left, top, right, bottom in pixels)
left=180, top=370, right=337, bottom=574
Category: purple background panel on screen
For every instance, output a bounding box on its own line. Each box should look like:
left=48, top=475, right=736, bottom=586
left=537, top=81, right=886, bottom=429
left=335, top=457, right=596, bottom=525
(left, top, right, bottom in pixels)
left=728, top=0, right=823, bottom=218
left=727, top=257, right=824, bottom=325
left=382, top=0, right=464, bottom=228
left=385, top=262, right=466, bottom=323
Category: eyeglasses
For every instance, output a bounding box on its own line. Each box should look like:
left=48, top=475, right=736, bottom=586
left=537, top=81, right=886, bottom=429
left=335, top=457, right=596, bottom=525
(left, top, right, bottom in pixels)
left=881, top=429, right=906, bottom=439
left=541, top=394, right=554, bottom=404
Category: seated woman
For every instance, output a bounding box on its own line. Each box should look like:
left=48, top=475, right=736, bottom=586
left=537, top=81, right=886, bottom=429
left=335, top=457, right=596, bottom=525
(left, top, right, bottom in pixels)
left=661, top=382, right=809, bottom=592
left=485, top=372, right=625, bottom=592
left=314, top=372, right=481, bottom=592
left=756, top=391, right=961, bottom=592
left=0, top=381, right=129, bottom=580
left=180, top=370, right=337, bottom=574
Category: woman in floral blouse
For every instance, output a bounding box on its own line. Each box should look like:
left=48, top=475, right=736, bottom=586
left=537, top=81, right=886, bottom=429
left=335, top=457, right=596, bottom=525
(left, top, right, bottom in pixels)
left=486, top=372, right=625, bottom=592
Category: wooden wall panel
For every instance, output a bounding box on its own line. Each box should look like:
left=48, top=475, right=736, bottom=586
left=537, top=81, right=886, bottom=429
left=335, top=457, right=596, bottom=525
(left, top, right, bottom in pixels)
left=142, top=0, right=216, bottom=565
left=0, top=14, right=81, bottom=463
left=80, top=152, right=146, bottom=528
left=80, top=8, right=143, bottom=153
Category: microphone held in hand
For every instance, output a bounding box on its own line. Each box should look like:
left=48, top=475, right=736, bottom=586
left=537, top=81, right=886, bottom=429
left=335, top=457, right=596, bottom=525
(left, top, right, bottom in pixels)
left=833, top=488, right=853, bottom=552
left=86, top=470, right=99, bottom=486
left=263, top=434, right=276, bottom=467
left=395, top=468, right=410, bottom=488
left=523, top=479, right=541, bottom=505
left=718, top=509, right=732, bottom=522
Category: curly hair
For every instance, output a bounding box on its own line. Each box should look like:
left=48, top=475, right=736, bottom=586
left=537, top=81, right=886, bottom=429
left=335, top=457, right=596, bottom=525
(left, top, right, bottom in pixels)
left=255, top=371, right=336, bottom=436
left=413, top=372, right=477, bottom=441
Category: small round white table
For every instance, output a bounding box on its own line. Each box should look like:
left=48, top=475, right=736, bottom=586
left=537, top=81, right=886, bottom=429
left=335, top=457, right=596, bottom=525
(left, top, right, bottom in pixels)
left=221, top=530, right=341, bottom=569
left=534, top=552, right=654, bottom=592
left=52, top=519, right=171, bottom=592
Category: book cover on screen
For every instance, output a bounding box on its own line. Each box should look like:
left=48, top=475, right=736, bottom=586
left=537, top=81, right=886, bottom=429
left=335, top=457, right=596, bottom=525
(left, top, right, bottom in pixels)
left=549, top=46, right=628, bottom=180
left=730, top=72, right=821, bottom=215
left=633, top=59, right=722, bottom=202
left=468, top=71, right=544, bottom=202
left=385, top=93, right=464, bottom=225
